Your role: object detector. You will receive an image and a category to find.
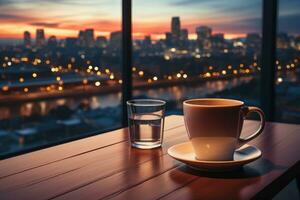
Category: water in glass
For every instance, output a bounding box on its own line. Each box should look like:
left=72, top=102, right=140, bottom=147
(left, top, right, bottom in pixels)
left=129, top=113, right=163, bottom=149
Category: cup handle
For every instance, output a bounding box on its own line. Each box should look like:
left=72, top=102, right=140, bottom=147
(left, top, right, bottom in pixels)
left=238, top=106, right=265, bottom=147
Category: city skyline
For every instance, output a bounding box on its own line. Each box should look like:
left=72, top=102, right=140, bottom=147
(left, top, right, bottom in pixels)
left=1, top=17, right=261, bottom=47
left=1, top=14, right=297, bottom=52
left=18, top=20, right=257, bottom=45
left=0, top=0, right=299, bottom=41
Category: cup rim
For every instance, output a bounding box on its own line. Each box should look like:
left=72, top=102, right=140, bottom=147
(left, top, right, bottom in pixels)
left=127, top=99, right=166, bottom=107
left=183, top=98, right=244, bottom=108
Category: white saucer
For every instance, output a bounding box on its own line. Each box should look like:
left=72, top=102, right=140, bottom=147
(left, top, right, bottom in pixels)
left=167, top=141, right=261, bottom=171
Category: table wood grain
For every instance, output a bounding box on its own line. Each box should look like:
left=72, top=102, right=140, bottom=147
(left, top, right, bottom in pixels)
left=0, top=115, right=299, bottom=200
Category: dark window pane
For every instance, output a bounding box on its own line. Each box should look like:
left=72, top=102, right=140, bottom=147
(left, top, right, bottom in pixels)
left=132, top=0, right=262, bottom=115
left=275, top=0, right=300, bottom=123
left=0, top=0, right=122, bottom=157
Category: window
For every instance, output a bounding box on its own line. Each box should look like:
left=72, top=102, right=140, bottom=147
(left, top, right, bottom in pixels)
left=0, top=0, right=299, bottom=158
left=132, top=0, right=262, bottom=114
left=275, top=0, right=300, bottom=123
left=0, top=0, right=122, bottom=157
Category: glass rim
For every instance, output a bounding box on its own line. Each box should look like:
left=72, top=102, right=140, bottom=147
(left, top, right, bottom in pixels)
left=127, top=99, right=166, bottom=107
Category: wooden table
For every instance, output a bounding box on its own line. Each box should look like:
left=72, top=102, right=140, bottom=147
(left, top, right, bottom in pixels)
left=0, top=115, right=299, bottom=200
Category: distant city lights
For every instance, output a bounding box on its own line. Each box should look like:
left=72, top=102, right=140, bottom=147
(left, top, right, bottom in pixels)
left=205, top=72, right=211, bottom=77
left=0, top=16, right=298, bottom=98
left=95, top=81, right=101, bottom=86
left=138, top=71, right=144, bottom=77
left=83, top=79, right=88, bottom=84
left=2, top=85, right=9, bottom=92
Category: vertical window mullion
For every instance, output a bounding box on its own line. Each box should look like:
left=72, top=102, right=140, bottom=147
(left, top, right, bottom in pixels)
left=261, top=0, right=278, bottom=121
left=121, top=0, right=133, bottom=126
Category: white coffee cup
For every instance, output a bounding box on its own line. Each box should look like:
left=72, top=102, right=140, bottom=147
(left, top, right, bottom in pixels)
left=183, top=98, right=265, bottom=161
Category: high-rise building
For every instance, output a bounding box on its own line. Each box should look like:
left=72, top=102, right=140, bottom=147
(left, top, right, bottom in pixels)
left=180, top=29, right=189, bottom=48
left=143, top=35, right=151, bottom=48
left=196, top=26, right=212, bottom=51
left=246, top=33, right=261, bottom=52
left=47, top=35, right=57, bottom=48
left=171, top=17, right=181, bottom=46
left=277, top=33, right=290, bottom=49
left=78, top=30, right=85, bottom=46
left=165, top=32, right=172, bottom=47
left=84, top=29, right=94, bottom=47
left=211, top=33, right=225, bottom=49
left=96, top=36, right=108, bottom=48
left=180, top=29, right=188, bottom=41
left=109, top=31, right=122, bottom=50
left=23, top=31, right=31, bottom=48
left=36, top=29, right=45, bottom=47
left=65, top=37, right=78, bottom=48
left=196, top=26, right=212, bottom=39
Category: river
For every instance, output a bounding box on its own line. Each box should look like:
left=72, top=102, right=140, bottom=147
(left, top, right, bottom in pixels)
left=0, top=76, right=253, bottom=120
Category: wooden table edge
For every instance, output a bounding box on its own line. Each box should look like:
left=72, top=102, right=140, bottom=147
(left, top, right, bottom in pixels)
left=253, top=161, right=300, bottom=199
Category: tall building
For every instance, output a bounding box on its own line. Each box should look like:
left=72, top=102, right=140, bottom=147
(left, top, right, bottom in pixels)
left=196, top=26, right=212, bottom=39
left=196, top=26, right=212, bottom=51
left=23, top=31, right=31, bottom=48
left=84, top=29, right=94, bottom=47
left=211, top=33, right=225, bottom=50
left=96, top=36, right=108, bottom=48
left=171, top=17, right=181, bottom=46
left=180, top=29, right=188, bottom=41
left=143, top=35, right=151, bottom=48
left=47, top=35, right=57, bottom=48
left=36, top=29, right=45, bottom=47
left=109, top=31, right=122, bottom=50
left=165, top=32, right=172, bottom=47
left=65, top=37, right=78, bottom=48
left=179, top=29, right=189, bottom=49
left=78, top=30, right=85, bottom=46
left=277, top=33, right=290, bottom=49
left=246, top=33, right=261, bottom=52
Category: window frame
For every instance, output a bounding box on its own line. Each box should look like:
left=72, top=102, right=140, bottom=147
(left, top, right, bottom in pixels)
left=122, top=0, right=279, bottom=123
left=260, top=0, right=278, bottom=121
left=0, top=0, right=279, bottom=159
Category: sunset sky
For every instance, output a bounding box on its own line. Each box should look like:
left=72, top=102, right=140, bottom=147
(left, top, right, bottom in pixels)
left=0, top=0, right=299, bottom=41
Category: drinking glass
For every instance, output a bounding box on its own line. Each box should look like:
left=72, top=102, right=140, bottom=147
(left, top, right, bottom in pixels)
left=127, top=99, right=166, bottom=149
